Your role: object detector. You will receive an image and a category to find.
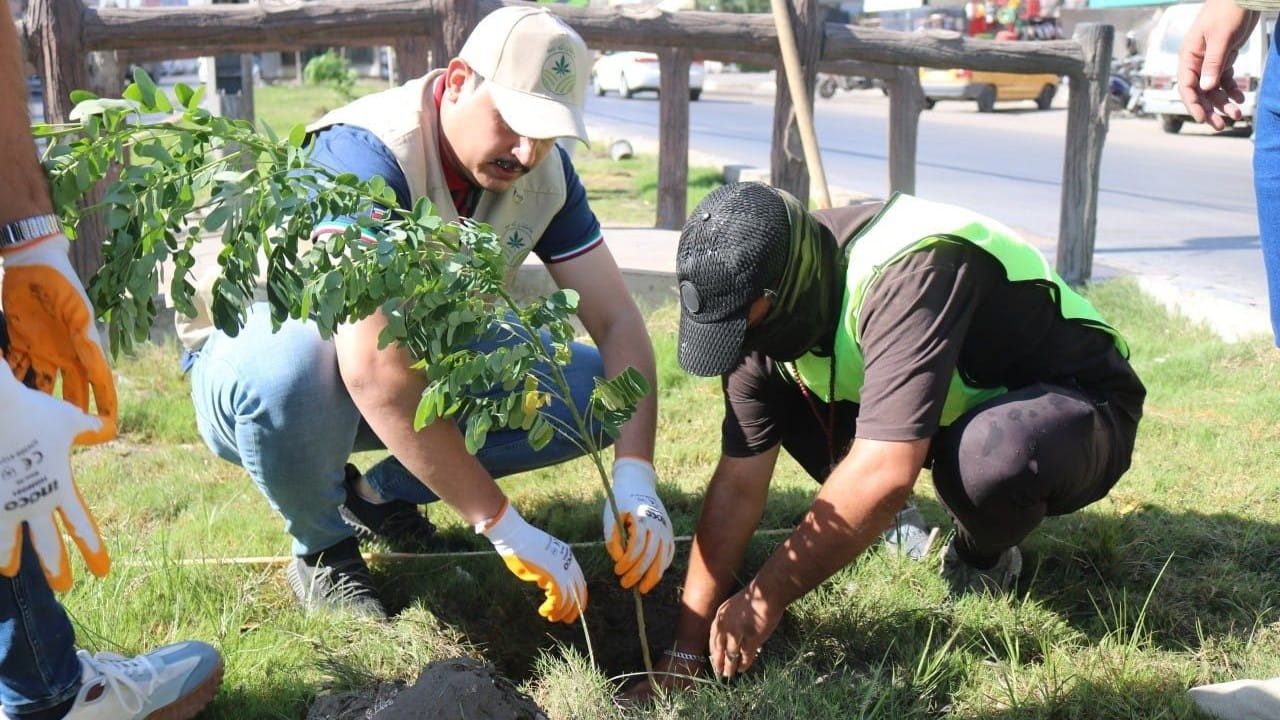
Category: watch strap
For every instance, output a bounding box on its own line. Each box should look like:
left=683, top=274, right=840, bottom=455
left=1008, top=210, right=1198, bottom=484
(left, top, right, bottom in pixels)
left=0, top=214, right=61, bottom=249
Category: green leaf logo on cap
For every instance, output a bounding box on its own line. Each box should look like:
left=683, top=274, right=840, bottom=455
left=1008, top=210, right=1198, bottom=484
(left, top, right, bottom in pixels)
left=541, top=46, right=576, bottom=96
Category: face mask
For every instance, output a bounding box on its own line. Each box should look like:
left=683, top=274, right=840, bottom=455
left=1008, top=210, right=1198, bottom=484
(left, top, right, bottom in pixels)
left=743, top=191, right=842, bottom=361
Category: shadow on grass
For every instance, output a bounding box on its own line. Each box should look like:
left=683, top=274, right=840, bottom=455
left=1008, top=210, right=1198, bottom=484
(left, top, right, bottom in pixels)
left=1020, top=503, right=1280, bottom=653
left=973, top=675, right=1206, bottom=720
left=362, top=481, right=816, bottom=683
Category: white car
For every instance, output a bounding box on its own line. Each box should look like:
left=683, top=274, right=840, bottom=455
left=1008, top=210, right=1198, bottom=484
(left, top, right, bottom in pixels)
left=591, top=51, right=705, bottom=101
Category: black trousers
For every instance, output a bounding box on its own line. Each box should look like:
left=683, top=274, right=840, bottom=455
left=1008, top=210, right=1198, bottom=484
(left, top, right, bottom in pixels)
left=778, top=382, right=1140, bottom=563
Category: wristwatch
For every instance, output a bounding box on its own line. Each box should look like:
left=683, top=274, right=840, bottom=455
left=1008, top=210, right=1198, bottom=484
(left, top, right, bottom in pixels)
left=0, top=213, right=61, bottom=249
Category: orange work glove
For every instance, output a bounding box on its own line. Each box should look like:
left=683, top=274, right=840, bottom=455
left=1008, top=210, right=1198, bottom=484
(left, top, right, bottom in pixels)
left=2, top=234, right=117, bottom=444
left=0, top=363, right=110, bottom=591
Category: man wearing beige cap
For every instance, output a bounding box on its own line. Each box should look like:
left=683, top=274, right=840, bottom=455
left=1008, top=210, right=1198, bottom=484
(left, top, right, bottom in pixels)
left=181, top=6, right=670, bottom=623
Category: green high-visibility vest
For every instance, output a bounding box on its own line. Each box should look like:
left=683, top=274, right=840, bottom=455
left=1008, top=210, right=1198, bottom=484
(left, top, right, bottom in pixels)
left=791, top=193, right=1128, bottom=427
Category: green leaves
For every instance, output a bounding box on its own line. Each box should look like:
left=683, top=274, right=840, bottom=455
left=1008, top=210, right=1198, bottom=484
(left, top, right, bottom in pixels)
left=40, top=78, right=648, bottom=471
left=590, top=368, right=652, bottom=440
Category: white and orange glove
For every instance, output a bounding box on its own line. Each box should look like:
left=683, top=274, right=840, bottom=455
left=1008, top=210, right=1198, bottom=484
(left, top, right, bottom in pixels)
left=603, top=458, right=674, bottom=594
left=479, top=499, right=587, bottom=624
left=0, top=364, right=110, bottom=591
left=2, top=234, right=117, bottom=445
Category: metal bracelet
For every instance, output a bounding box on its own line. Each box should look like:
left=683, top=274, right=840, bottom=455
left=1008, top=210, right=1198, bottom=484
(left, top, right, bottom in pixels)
left=662, top=648, right=707, bottom=663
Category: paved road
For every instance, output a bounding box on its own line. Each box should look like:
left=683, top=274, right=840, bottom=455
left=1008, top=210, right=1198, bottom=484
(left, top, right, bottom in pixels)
left=584, top=81, right=1270, bottom=339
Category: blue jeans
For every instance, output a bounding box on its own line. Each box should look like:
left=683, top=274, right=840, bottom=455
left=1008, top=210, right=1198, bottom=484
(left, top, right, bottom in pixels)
left=190, top=302, right=609, bottom=555
left=1255, top=31, right=1280, bottom=345
left=0, top=534, right=80, bottom=717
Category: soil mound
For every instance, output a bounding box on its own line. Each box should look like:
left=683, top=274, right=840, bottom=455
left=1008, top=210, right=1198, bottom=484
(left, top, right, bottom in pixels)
left=306, top=656, right=547, bottom=720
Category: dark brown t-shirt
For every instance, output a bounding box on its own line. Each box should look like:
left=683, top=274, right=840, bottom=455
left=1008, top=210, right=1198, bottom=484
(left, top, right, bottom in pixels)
left=721, top=203, right=1146, bottom=457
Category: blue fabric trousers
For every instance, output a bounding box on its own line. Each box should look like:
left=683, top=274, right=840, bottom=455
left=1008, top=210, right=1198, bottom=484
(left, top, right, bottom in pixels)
left=190, top=302, right=609, bottom=556
left=0, top=534, right=80, bottom=717
left=1255, top=31, right=1280, bottom=345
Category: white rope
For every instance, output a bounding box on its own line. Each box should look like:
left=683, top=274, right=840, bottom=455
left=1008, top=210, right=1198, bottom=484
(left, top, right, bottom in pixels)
left=120, top=527, right=802, bottom=568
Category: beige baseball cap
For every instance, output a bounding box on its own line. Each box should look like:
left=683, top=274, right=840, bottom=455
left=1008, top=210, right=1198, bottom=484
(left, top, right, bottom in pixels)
left=459, top=6, right=590, bottom=144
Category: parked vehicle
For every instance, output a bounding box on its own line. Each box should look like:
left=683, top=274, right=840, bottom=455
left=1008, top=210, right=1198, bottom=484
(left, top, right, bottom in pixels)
left=1109, top=50, right=1145, bottom=115
left=817, top=73, right=880, bottom=98
left=919, top=67, right=1059, bottom=112
left=591, top=51, right=705, bottom=101
left=1138, top=2, right=1266, bottom=136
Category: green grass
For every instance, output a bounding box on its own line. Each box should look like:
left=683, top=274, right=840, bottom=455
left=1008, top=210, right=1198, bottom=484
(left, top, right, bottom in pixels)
left=253, top=80, right=390, bottom=135
left=570, top=142, right=724, bottom=226
left=59, top=282, right=1280, bottom=719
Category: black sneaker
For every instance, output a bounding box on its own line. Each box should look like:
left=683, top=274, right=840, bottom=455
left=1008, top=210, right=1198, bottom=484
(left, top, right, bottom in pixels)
left=287, top=537, right=387, bottom=619
left=338, top=464, right=449, bottom=554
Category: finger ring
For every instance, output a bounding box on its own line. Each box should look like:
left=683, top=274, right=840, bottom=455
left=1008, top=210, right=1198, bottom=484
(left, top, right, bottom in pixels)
left=726, top=652, right=741, bottom=661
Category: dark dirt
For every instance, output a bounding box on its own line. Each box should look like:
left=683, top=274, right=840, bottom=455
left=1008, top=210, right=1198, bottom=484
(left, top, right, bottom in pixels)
left=305, top=657, right=548, bottom=720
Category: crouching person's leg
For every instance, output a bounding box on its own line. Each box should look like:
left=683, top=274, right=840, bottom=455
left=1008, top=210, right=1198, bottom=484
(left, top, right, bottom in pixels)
left=930, top=382, right=1138, bottom=595
left=360, top=325, right=610, bottom=508
left=190, top=302, right=384, bottom=618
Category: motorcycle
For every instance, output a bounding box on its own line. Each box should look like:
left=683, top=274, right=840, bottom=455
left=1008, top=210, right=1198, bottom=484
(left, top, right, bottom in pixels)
left=1108, top=32, right=1147, bottom=116
left=1109, top=53, right=1146, bottom=116
left=817, top=73, right=879, bottom=99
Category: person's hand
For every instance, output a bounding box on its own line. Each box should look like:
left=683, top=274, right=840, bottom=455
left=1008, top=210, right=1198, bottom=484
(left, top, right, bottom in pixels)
left=708, top=582, right=783, bottom=678
left=1178, top=0, right=1260, bottom=130
left=2, top=234, right=117, bottom=445
left=0, top=365, right=110, bottom=591
left=479, top=499, right=587, bottom=624
left=619, top=648, right=707, bottom=702
left=603, top=458, right=674, bottom=593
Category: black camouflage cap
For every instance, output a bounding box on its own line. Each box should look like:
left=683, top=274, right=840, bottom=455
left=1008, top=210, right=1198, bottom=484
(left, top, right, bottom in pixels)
left=676, top=182, right=791, bottom=377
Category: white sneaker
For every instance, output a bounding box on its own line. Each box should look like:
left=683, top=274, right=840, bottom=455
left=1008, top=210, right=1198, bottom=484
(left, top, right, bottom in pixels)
left=62, top=641, right=223, bottom=720
left=1188, top=676, right=1280, bottom=720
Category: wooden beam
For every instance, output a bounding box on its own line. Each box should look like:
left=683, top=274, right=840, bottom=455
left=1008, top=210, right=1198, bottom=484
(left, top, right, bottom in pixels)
left=823, top=25, right=1085, bottom=75
left=1056, top=23, right=1113, bottom=286
left=75, top=4, right=1087, bottom=79
left=656, top=47, right=691, bottom=230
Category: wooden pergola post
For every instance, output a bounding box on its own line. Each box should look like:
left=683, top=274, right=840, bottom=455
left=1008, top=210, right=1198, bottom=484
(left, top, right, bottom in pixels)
left=393, top=36, right=430, bottom=81
left=430, top=0, right=476, bottom=72
left=769, top=0, right=822, bottom=206
left=1056, top=23, right=1113, bottom=286
left=656, top=47, right=691, bottom=229
left=885, top=64, right=922, bottom=196
left=29, top=0, right=102, bottom=286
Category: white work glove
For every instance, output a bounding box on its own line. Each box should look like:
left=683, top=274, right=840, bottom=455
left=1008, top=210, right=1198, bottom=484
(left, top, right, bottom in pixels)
left=0, top=365, right=109, bottom=592
left=2, top=234, right=117, bottom=445
left=603, top=458, right=674, bottom=593
left=478, top=499, right=587, bottom=624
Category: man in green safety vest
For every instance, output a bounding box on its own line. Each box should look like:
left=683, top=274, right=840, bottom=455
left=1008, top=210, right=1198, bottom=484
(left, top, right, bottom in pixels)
left=639, top=181, right=1146, bottom=691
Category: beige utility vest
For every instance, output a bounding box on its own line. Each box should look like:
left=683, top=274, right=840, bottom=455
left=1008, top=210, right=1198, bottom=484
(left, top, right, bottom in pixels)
left=176, top=69, right=569, bottom=351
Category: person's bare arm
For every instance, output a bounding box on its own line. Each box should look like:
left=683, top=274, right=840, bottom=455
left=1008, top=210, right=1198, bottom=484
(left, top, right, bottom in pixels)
left=1178, top=0, right=1260, bottom=129
left=708, top=436, right=929, bottom=677
left=622, top=448, right=779, bottom=699
left=545, top=243, right=656, bottom=461
left=333, top=311, right=506, bottom=525
left=672, top=450, right=779, bottom=650
left=0, top=0, right=55, bottom=225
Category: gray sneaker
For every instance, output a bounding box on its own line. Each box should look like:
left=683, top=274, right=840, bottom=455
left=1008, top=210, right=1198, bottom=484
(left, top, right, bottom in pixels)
left=940, top=538, right=1022, bottom=596
left=881, top=502, right=935, bottom=559
left=287, top=538, right=387, bottom=619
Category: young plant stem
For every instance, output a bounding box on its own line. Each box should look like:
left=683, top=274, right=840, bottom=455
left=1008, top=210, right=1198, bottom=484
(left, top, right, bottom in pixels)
left=494, top=287, right=657, bottom=687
